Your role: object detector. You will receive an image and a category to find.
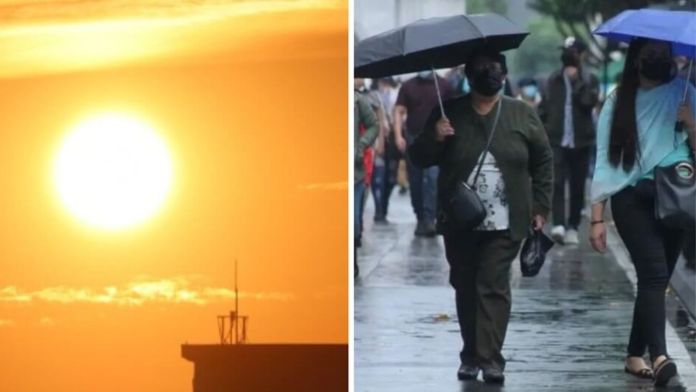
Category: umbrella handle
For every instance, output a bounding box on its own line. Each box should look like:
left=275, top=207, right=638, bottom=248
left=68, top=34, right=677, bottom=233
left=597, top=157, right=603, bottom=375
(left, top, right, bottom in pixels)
left=676, top=59, right=693, bottom=133
left=431, top=65, right=447, bottom=121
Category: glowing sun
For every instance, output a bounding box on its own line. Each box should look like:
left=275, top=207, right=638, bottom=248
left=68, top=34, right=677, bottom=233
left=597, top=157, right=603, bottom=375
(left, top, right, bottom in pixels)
left=54, top=113, right=173, bottom=230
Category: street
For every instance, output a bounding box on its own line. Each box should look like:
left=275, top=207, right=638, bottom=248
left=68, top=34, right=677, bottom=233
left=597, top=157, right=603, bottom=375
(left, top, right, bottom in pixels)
left=355, top=191, right=696, bottom=391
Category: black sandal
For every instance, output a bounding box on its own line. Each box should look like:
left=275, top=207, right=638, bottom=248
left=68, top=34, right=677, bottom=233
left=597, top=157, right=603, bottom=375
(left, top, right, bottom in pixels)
left=624, top=357, right=654, bottom=380
left=653, top=357, right=677, bottom=387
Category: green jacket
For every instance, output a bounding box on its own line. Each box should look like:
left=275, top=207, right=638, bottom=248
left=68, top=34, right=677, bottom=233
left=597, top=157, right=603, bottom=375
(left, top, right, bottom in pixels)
left=409, top=95, right=553, bottom=241
left=354, top=93, right=378, bottom=184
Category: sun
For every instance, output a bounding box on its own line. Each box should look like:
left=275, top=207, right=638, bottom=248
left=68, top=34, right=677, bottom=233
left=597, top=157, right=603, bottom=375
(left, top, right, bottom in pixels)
left=54, top=113, right=173, bottom=230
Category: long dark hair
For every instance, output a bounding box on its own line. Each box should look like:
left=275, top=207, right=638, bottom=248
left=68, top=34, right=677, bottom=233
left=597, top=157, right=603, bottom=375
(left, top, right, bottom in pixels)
left=609, top=38, right=674, bottom=170
left=609, top=39, right=645, bottom=170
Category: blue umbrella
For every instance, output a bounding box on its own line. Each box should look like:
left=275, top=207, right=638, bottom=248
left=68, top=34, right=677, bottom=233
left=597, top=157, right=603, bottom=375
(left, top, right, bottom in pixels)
left=594, top=9, right=696, bottom=131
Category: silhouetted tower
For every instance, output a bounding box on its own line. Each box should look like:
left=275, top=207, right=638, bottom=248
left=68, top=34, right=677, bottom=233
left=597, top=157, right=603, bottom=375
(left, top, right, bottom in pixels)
left=216, top=260, right=248, bottom=345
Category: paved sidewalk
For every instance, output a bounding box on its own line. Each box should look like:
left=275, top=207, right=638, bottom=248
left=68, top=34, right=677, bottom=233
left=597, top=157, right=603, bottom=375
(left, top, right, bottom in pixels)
left=355, top=192, right=696, bottom=392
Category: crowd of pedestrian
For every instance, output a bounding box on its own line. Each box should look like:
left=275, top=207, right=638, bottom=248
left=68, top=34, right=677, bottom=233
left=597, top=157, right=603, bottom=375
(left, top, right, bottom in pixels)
left=354, top=33, right=696, bottom=386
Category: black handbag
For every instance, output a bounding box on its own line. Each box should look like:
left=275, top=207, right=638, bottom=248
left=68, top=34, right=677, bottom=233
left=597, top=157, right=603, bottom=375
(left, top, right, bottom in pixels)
left=443, top=100, right=502, bottom=231
left=654, top=159, right=696, bottom=229
left=519, top=228, right=554, bottom=277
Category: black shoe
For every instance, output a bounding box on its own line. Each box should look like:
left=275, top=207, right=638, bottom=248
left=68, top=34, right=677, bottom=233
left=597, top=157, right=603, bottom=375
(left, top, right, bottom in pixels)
left=457, top=364, right=479, bottom=380
left=654, top=358, right=677, bottom=387
left=423, top=222, right=437, bottom=237
left=482, top=368, right=505, bottom=384
left=414, top=221, right=427, bottom=236
left=374, top=215, right=389, bottom=224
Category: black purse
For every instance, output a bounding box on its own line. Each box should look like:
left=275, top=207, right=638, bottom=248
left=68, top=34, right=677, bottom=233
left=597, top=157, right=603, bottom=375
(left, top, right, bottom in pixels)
left=654, top=159, right=695, bottom=229
left=443, top=100, right=502, bottom=231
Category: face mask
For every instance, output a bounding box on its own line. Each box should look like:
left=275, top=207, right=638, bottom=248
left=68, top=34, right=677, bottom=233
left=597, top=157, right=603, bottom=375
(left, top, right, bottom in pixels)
left=417, top=71, right=433, bottom=79
left=461, top=78, right=471, bottom=95
left=640, top=57, right=674, bottom=82
left=522, top=85, right=538, bottom=98
left=469, top=68, right=504, bottom=96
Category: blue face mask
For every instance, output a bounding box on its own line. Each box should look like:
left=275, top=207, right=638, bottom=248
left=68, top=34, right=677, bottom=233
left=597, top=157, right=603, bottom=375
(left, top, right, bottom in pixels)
left=461, top=78, right=471, bottom=94
left=522, top=85, right=538, bottom=98
left=418, top=71, right=433, bottom=79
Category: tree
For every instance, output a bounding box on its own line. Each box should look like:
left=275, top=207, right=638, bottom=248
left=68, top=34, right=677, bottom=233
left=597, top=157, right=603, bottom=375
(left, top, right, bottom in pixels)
left=467, top=0, right=508, bottom=15
left=509, top=17, right=566, bottom=79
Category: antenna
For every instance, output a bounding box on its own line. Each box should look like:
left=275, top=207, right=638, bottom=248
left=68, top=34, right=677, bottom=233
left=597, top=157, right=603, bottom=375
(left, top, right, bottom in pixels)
left=216, top=259, right=249, bottom=345
left=235, top=259, right=239, bottom=344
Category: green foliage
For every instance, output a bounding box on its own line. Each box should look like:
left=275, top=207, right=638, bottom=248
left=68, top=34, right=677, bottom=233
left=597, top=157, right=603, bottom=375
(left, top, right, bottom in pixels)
left=526, top=0, right=695, bottom=65
left=467, top=0, right=508, bottom=15
left=508, top=17, right=565, bottom=79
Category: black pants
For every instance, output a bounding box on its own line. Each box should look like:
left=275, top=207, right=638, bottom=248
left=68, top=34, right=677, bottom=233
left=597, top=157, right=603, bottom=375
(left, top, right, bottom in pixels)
left=611, top=184, right=684, bottom=361
left=444, top=231, right=522, bottom=371
left=552, top=146, right=591, bottom=229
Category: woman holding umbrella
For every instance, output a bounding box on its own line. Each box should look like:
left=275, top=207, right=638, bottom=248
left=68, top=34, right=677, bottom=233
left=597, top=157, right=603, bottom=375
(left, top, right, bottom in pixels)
left=409, top=48, right=553, bottom=384
left=589, top=37, right=696, bottom=386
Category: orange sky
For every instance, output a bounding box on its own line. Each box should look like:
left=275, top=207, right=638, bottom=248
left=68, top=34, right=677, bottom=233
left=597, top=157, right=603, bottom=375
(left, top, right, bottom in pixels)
left=0, top=1, right=347, bottom=391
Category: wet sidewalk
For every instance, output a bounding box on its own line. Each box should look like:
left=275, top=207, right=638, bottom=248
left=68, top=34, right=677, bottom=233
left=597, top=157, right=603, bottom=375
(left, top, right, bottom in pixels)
left=355, top=192, right=696, bottom=392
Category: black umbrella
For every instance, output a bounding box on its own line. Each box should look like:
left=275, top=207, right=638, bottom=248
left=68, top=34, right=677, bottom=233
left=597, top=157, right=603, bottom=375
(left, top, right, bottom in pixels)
left=355, top=13, right=529, bottom=117
left=355, top=13, right=528, bottom=77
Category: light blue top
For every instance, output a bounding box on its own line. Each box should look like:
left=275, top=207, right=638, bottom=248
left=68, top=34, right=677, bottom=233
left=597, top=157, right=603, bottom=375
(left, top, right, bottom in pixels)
left=590, top=77, right=695, bottom=203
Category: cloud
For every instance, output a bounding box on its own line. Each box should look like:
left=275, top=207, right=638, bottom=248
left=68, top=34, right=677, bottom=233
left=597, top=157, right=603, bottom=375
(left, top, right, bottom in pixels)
left=297, top=181, right=347, bottom=191
left=0, top=0, right=345, bottom=25
left=0, top=277, right=295, bottom=306
left=0, top=0, right=346, bottom=77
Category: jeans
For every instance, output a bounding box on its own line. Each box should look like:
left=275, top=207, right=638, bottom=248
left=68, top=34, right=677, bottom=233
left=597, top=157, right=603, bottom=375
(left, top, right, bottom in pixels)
left=611, top=184, right=684, bottom=361
left=405, top=132, right=438, bottom=224
left=354, top=182, right=366, bottom=244
left=371, top=156, right=398, bottom=219
left=552, top=146, right=590, bottom=229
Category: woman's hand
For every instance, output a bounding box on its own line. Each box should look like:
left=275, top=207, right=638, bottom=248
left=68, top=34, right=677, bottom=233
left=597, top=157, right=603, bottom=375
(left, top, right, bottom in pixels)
left=589, top=222, right=607, bottom=253
left=435, top=118, right=455, bottom=142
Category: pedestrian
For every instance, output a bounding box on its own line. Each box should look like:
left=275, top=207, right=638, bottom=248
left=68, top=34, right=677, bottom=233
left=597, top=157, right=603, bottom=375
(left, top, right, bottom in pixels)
left=370, top=77, right=400, bottom=223
left=516, top=77, right=542, bottom=111
left=409, top=48, right=553, bottom=383
left=544, top=37, right=600, bottom=245
left=589, top=38, right=696, bottom=386
left=394, top=70, right=454, bottom=236
left=354, top=78, right=379, bottom=277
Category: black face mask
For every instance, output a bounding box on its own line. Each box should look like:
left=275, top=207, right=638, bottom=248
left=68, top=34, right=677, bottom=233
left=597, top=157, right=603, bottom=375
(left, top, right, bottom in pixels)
left=640, top=57, right=674, bottom=82
left=469, top=68, right=504, bottom=96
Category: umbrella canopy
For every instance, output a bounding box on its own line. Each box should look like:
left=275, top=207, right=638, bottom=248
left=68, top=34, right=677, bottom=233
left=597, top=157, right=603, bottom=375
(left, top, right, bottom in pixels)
left=355, top=13, right=529, bottom=78
left=594, top=9, right=696, bottom=59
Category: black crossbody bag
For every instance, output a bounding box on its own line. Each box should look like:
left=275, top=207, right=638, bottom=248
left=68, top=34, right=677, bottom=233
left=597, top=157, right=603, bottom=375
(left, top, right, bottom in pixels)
left=443, top=100, right=502, bottom=231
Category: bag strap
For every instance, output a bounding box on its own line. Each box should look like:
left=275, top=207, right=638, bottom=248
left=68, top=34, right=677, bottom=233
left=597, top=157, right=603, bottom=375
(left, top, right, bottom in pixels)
left=471, top=99, right=503, bottom=187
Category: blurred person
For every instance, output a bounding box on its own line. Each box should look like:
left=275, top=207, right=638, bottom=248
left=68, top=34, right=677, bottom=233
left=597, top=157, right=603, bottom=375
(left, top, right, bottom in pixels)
left=397, top=159, right=409, bottom=195
left=394, top=70, right=454, bottom=236
left=590, top=38, right=696, bottom=386
left=409, top=49, right=553, bottom=383
left=545, top=37, right=600, bottom=245
left=516, top=77, right=542, bottom=110
left=354, top=78, right=379, bottom=277
left=370, top=77, right=401, bottom=223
